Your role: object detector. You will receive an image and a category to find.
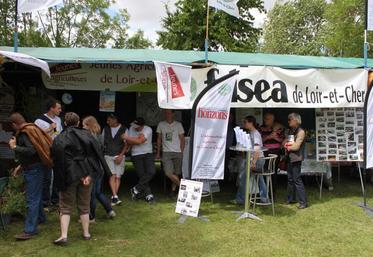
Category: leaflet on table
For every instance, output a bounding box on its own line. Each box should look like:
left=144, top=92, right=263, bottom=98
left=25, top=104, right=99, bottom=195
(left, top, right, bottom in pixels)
left=234, top=126, right=252, bottom=149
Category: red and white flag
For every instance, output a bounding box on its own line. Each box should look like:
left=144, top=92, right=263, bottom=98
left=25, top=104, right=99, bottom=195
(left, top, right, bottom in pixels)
left=18, top=0, right=63, bottom=13
left=154, top=61, right=192, bottom=109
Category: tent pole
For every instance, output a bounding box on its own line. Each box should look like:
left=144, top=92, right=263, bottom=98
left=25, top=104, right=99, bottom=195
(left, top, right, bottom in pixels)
left=204, top=2, right=210, bottom=64
left=14, top=0, right=18, bottom=52
left=364, top=30, right=368, bottom=68
left=358, top=162, right=367, bottom=207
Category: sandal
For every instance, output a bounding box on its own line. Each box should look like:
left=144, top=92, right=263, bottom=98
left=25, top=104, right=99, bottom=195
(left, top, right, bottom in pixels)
left=82, top=235, right=91, bottom=241
left=53, top=237, right=68, bottom=246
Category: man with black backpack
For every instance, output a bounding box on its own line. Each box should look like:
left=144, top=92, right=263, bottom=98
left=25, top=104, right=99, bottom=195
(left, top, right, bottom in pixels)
left=34, top=98, right=62, bottom=209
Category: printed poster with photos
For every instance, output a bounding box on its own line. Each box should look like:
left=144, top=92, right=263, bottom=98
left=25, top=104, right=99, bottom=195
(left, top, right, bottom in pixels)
left=316, top=108, right=364, bottom=162
left=175, top=179, right=203, bottom=218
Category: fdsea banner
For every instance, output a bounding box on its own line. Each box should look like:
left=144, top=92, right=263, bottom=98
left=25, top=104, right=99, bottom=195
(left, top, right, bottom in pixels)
left=215, top=65, right=368, bottom=108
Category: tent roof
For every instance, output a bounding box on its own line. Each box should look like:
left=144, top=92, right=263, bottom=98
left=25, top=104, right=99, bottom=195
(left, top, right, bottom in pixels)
left=1, top=46, right=372, bottom=69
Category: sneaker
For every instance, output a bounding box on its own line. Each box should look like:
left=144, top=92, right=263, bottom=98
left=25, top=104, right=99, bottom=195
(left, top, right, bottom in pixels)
left=229, top=199, right=243, bottom=205
left=111, top=196, right=121, bottom=206
left=15, top=232, right=36, bottom=241
left=130, top=187, right=140, bottom=200
left=108, top=210, right=116, bottom=219
left=297, top=204, right=308, bottom=209
left=116, top=198, right=122, bottom=205
left=145, top=194, right=155, bottom=204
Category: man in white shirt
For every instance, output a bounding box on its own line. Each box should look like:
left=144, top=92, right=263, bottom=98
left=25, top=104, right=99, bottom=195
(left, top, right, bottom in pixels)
left=156, top=110, right=185, bottom=196
left=35, top=98, right=63, bottom=140
left=102, top=114, right=127, bottom=206
left=34, top=98, right=62, bottom=208
left=123, top=117, right=156, bottom=204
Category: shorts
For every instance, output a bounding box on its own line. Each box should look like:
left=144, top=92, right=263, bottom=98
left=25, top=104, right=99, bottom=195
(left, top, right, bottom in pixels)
left=105, top=155, right=125, bottom=177
left=162, top=152, right=182, bottom=176
left=59, top=181, right=92, bottom=216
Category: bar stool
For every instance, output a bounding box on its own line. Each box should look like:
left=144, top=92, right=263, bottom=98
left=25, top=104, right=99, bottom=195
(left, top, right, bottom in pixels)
left=250, top=154, right=277, bottom=216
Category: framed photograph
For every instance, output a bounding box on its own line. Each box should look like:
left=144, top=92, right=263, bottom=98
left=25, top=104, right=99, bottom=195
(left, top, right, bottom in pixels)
left=328, top=136, right=336, bottom=142
left=328, top=149, right=337, bottom=155
left=345, top=112, right=355, bottom=118
left=329, top=143, right=337, bottom=149
left=345, top=127, right=354, bottom=133
left=336, top=125, right=344, bottom=131
left=318, top=142, right=327, bottom=148
left=336, top=117, right=344, bottom=123
left=327, top=122, right=335, bottom=128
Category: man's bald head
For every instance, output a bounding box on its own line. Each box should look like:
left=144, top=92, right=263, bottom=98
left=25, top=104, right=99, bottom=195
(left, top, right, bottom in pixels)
left=8, top=112, right=26, bottom=131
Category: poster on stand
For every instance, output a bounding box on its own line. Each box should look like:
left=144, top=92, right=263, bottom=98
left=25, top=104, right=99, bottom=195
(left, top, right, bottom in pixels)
left=175, top=179, right=203, bottom=218
left=316, top=108, right=364, bottom=162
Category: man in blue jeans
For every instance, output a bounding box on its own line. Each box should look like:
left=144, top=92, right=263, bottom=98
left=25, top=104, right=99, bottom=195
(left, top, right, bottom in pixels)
left=8, top=113, right=53, bottom=240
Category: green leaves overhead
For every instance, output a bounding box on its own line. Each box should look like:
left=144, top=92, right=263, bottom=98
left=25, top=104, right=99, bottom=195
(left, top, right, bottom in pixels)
left=157, top=0, right=264, bottom=52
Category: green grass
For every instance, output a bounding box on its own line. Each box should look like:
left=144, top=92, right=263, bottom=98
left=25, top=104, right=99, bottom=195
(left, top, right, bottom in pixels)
left=1, top=173, right=373, bottom=257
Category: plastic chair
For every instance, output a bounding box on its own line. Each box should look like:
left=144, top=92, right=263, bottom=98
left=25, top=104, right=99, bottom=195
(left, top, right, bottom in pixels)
left=0, top=177, right=9, bottom=230
left=251, top=154, right=277, bottom=216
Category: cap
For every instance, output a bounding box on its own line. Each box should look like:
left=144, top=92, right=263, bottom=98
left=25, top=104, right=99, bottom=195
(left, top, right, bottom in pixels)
left=131, top=117, right=145, bottom=127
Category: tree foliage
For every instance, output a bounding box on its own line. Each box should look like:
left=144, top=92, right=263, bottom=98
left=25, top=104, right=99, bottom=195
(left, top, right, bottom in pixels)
left=157, top=0, right=264, bottom=52
left=123, top=29, right=152, bottom=49
left=36, top=0, right=129, bottom=48
left=0, top=0, right=151, bottom=49
left=262, top=0, right=326, bottom=56
left=321, top=0, right=366, bottom=57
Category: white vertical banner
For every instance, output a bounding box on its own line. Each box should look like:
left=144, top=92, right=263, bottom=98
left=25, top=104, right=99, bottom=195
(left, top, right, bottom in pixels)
left=368, top=0, right=373, bottom=31
left=365, top=86, right=373, bottom=168
left=18, top=0, right=63, bottom=13
left=154, top=61, right=192, bottom=109
left=191, top=71, right=238, bottom=180
left=208, top=0, right=241, bottom=18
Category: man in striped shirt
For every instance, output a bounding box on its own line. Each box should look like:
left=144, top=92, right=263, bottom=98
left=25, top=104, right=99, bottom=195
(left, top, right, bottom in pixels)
left=260, top=113, right=284, bottom=185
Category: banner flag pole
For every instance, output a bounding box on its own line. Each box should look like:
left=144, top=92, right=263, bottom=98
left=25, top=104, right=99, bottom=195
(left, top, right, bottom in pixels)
left=14, top=0, right=19, bottom=52
left=365, top=0, right=369, bottom=68
left=204, top=1, right=210, bottom=64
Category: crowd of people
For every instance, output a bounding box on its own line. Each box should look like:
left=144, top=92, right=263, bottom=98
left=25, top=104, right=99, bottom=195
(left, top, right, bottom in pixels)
left=232, top=112, right=308, bottom=210
left=5, top=97, right=308, bottom=245
left=6, top=98, right=185, bottom=244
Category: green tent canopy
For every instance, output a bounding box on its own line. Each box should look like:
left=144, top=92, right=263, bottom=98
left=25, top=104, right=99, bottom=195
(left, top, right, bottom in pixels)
left=1, top=46, right=372, bottom=69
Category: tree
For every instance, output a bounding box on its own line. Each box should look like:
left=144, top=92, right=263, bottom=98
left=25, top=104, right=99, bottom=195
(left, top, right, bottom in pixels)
left=38, top=0, right=129, bottom=48
left=122, top=29, right=152, bottom=49
left=157, top=0, right=264, bottom=52
left=321, top=0, right=366, bottom=57
left=0, top=0, right=130, bottom=48
left=262, top=0, right=326, bottom=56
left=0, top=0, right=17, bottom=46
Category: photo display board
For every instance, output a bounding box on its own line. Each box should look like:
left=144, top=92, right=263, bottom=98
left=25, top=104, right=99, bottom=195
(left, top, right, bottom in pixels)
left=175, top=179, right=203, bottom=218
left=316, top=108, right=364, bottom=162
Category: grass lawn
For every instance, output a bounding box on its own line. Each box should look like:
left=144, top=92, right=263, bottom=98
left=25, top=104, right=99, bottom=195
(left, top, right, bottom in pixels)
left=1, top=166, right=373, bottom=257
